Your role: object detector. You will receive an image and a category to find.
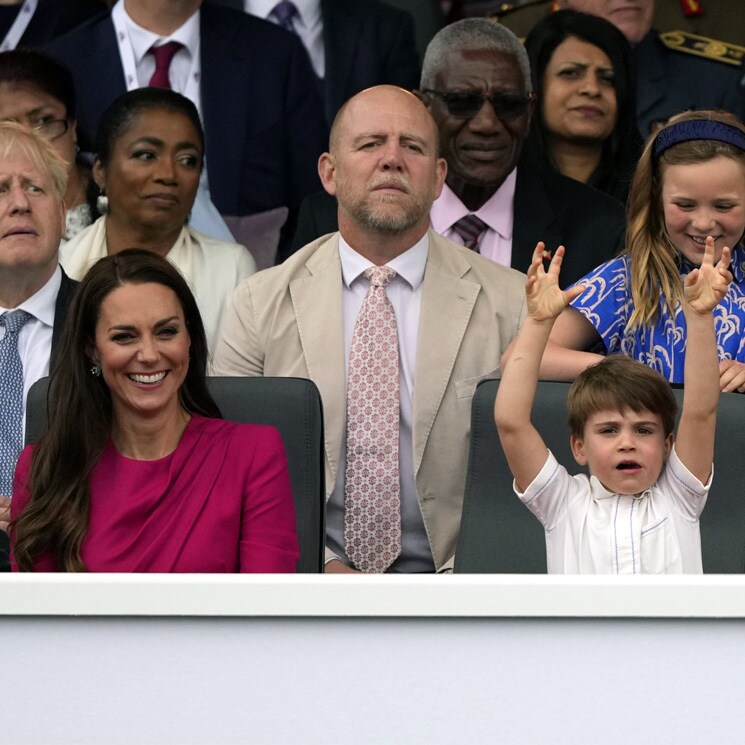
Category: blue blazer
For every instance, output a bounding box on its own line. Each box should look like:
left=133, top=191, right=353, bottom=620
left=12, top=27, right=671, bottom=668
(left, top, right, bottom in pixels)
left=1, top=0, right=105, bottom=47
left=45, top=3, right=326, bottom=220
left=319, top=0, right=420, bottom=124
left=634, top=30, right=745, bottom=136
left=210, top=0, right=421, bottom=125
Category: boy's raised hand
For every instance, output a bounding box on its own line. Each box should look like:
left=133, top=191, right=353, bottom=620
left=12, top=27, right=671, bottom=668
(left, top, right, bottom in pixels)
left=684, top=236, right=733, bottom=315
left=526, top=243, right=586, bottom=322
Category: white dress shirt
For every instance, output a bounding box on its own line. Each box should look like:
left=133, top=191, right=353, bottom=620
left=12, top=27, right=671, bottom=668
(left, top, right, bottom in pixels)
left=243, top=0, right=324, bottom=78
left=430, top=169, right=517, bottom=267
left=60, top=218, right=256, bottom=354
left=0, top=265, right=60, bottom=426
left=325, top=233, right=436, bottom=572
left=517, top=447, right=710, bottom=574
left=119, top=2, right=201, bottom=102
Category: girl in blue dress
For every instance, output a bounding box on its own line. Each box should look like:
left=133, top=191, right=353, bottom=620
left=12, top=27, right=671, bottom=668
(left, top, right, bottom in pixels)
left=541, top=109, right=745, bottom=389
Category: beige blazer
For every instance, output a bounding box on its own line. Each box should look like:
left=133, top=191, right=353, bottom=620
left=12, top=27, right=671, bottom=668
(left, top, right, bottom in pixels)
left=212, top=230, right=526, bottom=570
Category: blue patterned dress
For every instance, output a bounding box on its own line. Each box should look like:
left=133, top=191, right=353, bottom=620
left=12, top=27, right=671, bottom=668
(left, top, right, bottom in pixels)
left=569, top=245, right=745, bottom=383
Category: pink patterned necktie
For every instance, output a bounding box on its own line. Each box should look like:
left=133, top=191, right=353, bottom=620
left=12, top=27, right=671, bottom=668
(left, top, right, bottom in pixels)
left=147, top=41, right=183, bottom=90
left=344, top=266, right=401, bottom=573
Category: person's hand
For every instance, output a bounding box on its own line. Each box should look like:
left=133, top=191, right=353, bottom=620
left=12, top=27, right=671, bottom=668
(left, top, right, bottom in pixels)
left=0, top=495, right=10, bottom=534
left=324, top=559, right=362, bottom=574
left=684, top=237, right=732, bottom=315
left=719, top=359, right=745, bottom=393
left=525, top=243, right=586, bottom=323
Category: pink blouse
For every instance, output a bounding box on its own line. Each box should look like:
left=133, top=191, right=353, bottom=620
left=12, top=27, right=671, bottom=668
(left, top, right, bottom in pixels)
left=11, top=415, right=299, bottom=572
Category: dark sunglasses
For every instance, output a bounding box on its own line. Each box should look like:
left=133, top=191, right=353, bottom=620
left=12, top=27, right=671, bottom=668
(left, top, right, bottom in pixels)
left=423, top=89, right=534, bottom=120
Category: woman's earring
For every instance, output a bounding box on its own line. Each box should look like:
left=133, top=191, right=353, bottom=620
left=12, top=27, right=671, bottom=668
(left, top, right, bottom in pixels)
left=90, top=364, right=101, bottom=377
left=96, top=189, right=108, bottom=214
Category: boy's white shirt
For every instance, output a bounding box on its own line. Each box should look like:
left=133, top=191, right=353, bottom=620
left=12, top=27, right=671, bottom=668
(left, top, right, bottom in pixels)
left=516, top=445, right=711, bottom=574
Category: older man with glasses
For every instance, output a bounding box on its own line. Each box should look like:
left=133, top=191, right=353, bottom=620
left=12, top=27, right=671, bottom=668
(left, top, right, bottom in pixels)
left=292, top=19, right=625, bottom=286
left=417, top=18, right=625, bottom=285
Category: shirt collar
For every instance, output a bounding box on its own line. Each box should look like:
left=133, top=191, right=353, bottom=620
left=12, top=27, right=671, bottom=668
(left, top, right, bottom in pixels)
left=1, top=264, right=61, bottom=328
left=339, top=232, right=429, bottom=291
left=589, top=473, right=651, bottom=501
left=122, top=3, right=200, bottom=64
left=243, top=0, right=321, bottom=27
left=430, top=169, right=517, bottom=239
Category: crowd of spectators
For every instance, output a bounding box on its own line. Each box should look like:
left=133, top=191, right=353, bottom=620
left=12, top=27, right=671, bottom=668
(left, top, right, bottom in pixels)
left=1, top=0, right=744, bottom=575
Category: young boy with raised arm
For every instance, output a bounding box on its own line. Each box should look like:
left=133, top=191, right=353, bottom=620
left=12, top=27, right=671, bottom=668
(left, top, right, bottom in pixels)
left=495, top=239, right=732, bottom=573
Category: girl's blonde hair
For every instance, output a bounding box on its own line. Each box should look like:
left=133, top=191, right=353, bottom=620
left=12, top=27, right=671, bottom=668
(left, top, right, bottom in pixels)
left=626, top=110, right=745, bottom=329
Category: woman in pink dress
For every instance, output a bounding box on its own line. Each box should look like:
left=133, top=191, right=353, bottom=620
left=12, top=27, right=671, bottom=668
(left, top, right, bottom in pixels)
left=11, top=249, right=299, bottom=572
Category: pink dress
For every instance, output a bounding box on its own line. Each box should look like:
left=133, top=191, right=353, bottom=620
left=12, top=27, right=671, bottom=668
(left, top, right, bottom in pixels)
left=11, top=415, right=299, bottom=572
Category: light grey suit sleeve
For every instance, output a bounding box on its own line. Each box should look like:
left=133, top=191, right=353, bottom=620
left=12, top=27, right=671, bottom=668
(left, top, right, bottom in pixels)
left=210, top=279, right=265, bottom=377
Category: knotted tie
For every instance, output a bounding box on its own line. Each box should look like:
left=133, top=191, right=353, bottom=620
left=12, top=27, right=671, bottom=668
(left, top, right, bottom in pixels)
left=451, top=214, right=489, bottom=252
left=147, top=41, right=183, bottom=90
left=0, top=310, right=31, bottom=497
left=344, top=266, right=401, bottom=573
left=270, top=0, right=299, bottom=32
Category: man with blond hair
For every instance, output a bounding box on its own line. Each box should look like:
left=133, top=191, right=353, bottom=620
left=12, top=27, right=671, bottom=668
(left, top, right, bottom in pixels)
left=0, top=123, right=76, bottom=570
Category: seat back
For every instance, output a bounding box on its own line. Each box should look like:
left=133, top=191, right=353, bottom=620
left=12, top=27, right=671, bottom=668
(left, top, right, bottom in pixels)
left=455, top=378, right=745, bottom=573
left=25, top=376, right=325, bottom=573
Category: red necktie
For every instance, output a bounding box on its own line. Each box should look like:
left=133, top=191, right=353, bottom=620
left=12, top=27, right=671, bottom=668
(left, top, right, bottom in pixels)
left=148, top=41, right=183, bottom=90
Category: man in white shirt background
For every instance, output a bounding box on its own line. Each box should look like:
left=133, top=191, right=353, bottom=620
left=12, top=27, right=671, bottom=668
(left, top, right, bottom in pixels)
left=46, top=0, right=327, bottom=259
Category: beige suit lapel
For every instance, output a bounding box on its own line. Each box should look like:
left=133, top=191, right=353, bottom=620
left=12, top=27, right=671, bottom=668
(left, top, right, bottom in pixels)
left=413, top=232, right=480, bottom=475
left=290, top=236, right=346, bottom=493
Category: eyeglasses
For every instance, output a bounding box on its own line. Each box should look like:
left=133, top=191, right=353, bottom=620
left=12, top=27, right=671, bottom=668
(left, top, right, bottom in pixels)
left=33, top=118, right=69, bottom=141
left=423, top=89, right=534, bottom=120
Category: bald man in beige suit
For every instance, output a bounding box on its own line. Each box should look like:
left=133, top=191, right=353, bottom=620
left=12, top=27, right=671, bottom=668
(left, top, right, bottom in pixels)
left=213, top=86, right=525, bottom=573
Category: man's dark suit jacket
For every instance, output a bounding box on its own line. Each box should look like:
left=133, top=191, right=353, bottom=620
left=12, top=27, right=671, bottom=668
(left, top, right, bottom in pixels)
left=45, top=3, right=326, bottom=223
left=1, top=269, right=78, bottom=572
left=318, top=0, right=420, bottom=124
left=210, top=0, right=421, bottom=126
left=1, top=0, right=105, bottom=47
left=292, top=164, right=626, bottom=287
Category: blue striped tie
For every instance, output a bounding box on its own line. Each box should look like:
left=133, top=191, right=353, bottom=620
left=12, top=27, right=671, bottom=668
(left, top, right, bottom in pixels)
left=0, top=310, right=31, bottom=497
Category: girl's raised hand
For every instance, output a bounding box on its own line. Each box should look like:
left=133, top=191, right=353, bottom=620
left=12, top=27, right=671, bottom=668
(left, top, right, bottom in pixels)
left=525, top=242, right=586, bottom=322
left=684, top=236, right=733, bottom=314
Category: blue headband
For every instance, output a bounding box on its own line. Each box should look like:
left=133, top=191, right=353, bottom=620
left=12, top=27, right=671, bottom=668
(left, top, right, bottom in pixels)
left=653, top=119, right=745, bottom=158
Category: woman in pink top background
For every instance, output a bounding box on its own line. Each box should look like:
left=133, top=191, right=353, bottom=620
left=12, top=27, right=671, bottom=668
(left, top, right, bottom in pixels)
left=11, top=249, right=299, bottom=572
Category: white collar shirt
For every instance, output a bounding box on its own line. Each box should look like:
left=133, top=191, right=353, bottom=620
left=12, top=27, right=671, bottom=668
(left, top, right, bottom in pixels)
left=243, top=0, right=324, bottom=78
left=325, top=232, right=436, bottom=572
left=517, top=446, right=710, bottom=574
left=114, top=2, right=235, bottom=243
left=119, top=1, right=201, bottom=103
left=0, top=265, right=60, bottom=426
left=430, top=169, right=517, bottom=267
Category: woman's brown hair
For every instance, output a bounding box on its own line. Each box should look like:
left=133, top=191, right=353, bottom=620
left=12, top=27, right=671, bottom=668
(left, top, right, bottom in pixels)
left=12, top=249, right=220, bottom=571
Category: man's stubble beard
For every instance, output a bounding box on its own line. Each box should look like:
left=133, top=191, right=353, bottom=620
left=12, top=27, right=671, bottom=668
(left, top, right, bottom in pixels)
left=336, top=177, right=436, bottom=235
